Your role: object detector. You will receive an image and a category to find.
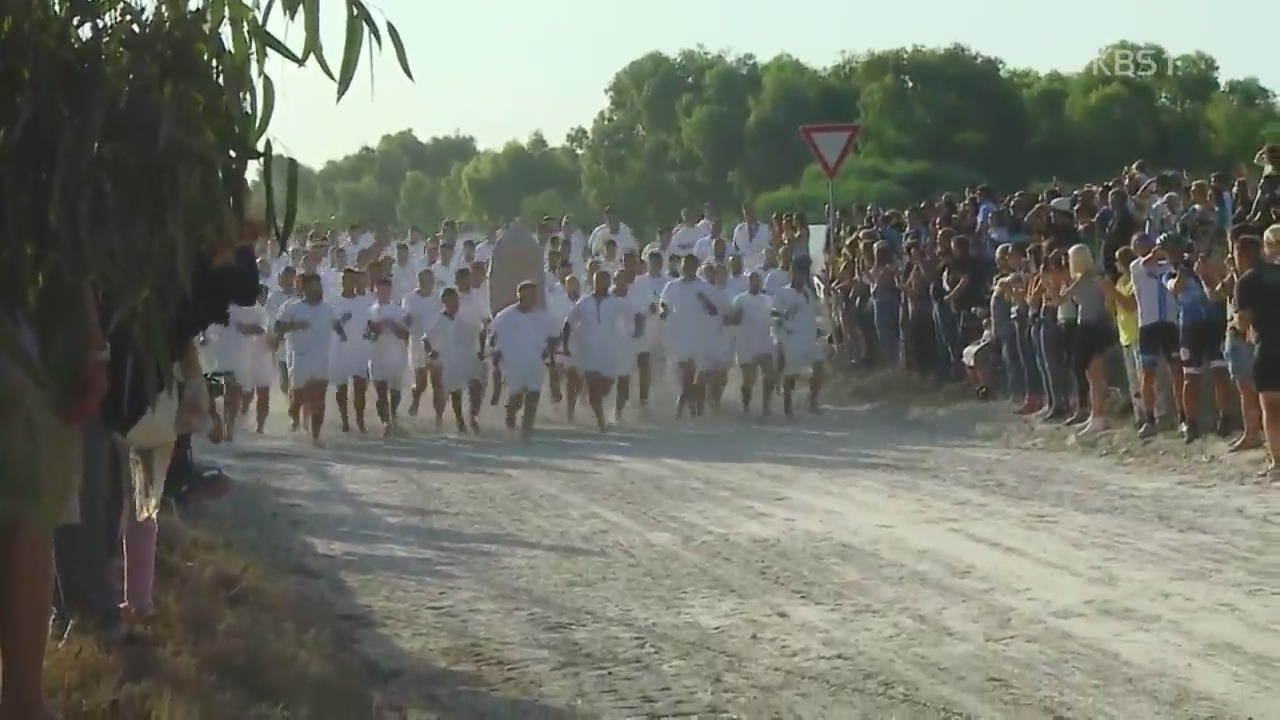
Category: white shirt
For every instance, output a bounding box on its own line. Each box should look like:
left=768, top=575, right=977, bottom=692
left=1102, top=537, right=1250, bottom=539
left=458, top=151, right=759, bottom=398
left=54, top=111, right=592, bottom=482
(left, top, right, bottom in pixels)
left=459, top=289, right=491, bottom=325
left=693, top=234, right=716, bottom=261
left=568, top=294, right=630, bottom=370
left=589, top=222, right=638, bottom=255
left=771, top=285, right=818, bottom=347
left=331, top=294, right=374, bottom=345
left=402, top=289, right=442, bottom=340
left=369, top=301, right=410, bottom=355
left=732, top=291, right=774, bottom=346
left=490, top=306, right=557, bottom=364
left=670, top=224, right=702, bottom=256
left=660, top=278, right=716, bottom=342
left=1129, top=257, right=1178, bottom=326
left=763, top=268, right=789, bottom=296
left=732, top=221, right=772, bottom=267
left=278, top=300, right=338, bottom=358
left=231, top=303, right=270, bottom=351
left=431, top=262, right=457, bottom=290
left=390, top=262, right=419, bottom=302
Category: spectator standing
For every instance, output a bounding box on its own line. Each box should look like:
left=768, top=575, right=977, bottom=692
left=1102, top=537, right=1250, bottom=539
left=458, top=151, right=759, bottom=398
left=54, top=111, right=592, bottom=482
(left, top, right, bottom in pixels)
left=1234, top=227, right=1280, bottom=479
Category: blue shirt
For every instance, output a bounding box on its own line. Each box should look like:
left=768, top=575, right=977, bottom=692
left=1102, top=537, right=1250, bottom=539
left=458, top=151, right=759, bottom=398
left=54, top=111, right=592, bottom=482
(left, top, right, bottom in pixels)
left=1174, top=270, right=1212, bottom=326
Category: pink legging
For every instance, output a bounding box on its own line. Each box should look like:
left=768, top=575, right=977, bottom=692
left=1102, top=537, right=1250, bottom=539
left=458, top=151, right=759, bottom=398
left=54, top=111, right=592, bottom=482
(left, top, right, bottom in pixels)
left=123, top=514, right=158, bottom=612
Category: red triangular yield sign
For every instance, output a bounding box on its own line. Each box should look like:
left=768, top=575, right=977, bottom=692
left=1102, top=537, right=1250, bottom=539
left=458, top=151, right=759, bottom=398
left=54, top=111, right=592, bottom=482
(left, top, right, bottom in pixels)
left=799, top=123, right=861, bottom=179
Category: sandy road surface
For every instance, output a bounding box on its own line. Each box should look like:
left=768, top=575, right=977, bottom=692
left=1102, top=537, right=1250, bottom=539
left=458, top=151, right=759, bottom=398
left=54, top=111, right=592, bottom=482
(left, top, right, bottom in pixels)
left=207, top=400, right=1279, bottom=719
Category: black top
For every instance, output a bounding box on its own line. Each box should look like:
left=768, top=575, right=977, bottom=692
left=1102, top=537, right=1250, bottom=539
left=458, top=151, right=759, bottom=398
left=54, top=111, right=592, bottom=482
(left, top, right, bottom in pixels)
left=1237, top=262, right=1280, bottom=357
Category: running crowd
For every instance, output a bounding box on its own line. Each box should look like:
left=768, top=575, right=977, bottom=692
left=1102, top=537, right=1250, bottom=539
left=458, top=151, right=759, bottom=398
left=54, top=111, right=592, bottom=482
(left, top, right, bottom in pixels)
left=208, top=206, right=826, bottom=446
left=824, top=146, right=1280, bottom=480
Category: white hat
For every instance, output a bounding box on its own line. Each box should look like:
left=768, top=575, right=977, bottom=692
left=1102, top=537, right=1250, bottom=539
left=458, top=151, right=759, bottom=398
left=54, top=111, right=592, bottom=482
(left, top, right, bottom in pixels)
left=1049, top=197, right=1073, bottom=213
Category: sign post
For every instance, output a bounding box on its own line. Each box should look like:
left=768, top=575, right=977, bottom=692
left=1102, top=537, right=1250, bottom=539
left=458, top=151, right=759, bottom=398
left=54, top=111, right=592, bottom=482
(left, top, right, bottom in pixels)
left=799, top=123, right=861, bottom=257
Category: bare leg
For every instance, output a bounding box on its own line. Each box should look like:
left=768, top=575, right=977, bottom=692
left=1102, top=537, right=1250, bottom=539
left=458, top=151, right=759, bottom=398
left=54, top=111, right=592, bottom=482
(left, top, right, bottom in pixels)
left=223, top=375, right=241, bottom=442
left=760, top=355, right=777, bottom=417
left=783, top=376, right=797, bottom=418
left=352, top=376, right=369, bottom=432
left=505, top=392, right=524, bottom=430
left=548, top=363, right=563, bottom=403
left=409, top=368, right=428, bottom=416
left=430, top=368, right=445, bottom=430
left=615, top=375, right=631, bottom=419
left=490, top=363, right=503, bottom=406
left=374, top=380, right=391, bottom=427
left=1209, top=366, right=1234, bottom=428
left=587, top=373, right=611, bottom=431
left=450, top=391, right=467, bottom=433
left=808, top=364, right=823, bottom=413
left=1232, top=378, right=1264, bottom=450
left=637, top=352, right=652, bottom=406
left=676, top=362, right=695, bottom=418
left=740, top=363, right=757, bottom=412
left=521, top=391, right=541, bottom=440
left=566, top=369, right=582, bottom=422
left=390, top=387, right=402, bottom=424
left=335, top=383, right=351, bottom=432
left=255, top=385, right=270, bottom=433
left=1262, top=392, right=1280, bottom=474
left=0, top=522, right=55, bottom=720
left=309, top=381, right=327, bottom=446
left=288, top=388, right=303, bottom=431
left=467, top=380, right=482, bottom=431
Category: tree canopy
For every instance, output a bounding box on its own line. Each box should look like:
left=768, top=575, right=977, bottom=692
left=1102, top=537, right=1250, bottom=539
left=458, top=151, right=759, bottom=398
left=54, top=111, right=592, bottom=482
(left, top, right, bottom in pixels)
left=259, top=42, right=1280, bottom=235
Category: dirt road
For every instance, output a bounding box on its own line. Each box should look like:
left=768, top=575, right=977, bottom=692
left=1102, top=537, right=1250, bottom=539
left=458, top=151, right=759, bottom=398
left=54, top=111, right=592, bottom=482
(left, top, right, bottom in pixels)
left=209, top=400, right=1279, bottom=719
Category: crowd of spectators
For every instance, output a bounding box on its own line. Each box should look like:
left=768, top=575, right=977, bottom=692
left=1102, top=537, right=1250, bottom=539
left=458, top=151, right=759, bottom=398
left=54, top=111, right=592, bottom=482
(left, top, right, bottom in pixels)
left=822, top=145, right=1280, bottom=480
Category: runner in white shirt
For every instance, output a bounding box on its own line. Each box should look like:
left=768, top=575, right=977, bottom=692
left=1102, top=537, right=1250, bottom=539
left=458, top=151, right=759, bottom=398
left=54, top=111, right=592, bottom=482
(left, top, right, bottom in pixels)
left=453, top=266, right=488, bottom=431
left=732, top=205, right=773, bottom=271
left=727, top=271, right=777, bottom=415
left=368, top=277, right=412, bottom=435
left=567, top=270, right=631, bottom=431
left=692, top=220, right=724, bottom=262
left=329, top=269, right=375, bottom=433
left=610, top=268, right=648, bottom=422
left=233, top=286, right=276, bottom=434
left=390, top=243, right=418, bottom=302
left=763, top=246, right=793, bottom=296
left=275, top=273, right=347, bottom=446
left=588, top=205, right=639, bottom=255
left=599, top=239, right=623, bottom=276
left=771, top=257, right=824, bottom=417
left=700, top=263, right=735, bottom=412
left=629, top=252, right=667, bottom=408
left=556, top=276, right=585, bottom=422
left=423, top=287, right=480, bottom=433
left=670, top=208, right=703, bottom=257
left=660, top=255, right=721, bottom=418
left=401, top=269, right=440, bottom=418
left=265, top=266, right=299, bottom=393
left=559, top=215, right=590, bottom=279
left=490, top=282, right=560, bottom=440
left=641, top=226, right=675, bottom=265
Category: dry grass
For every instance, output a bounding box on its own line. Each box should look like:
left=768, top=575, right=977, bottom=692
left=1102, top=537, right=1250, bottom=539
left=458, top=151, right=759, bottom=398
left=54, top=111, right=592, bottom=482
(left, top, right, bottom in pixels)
left=832, top=367, right=975, bottom=408
left=43, top=513, right=383, bottom=720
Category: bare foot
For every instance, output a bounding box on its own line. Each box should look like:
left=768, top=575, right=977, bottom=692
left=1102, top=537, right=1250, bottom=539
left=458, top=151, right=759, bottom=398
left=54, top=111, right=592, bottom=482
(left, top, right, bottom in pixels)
left=1228, top=435, right=1264, bottom=452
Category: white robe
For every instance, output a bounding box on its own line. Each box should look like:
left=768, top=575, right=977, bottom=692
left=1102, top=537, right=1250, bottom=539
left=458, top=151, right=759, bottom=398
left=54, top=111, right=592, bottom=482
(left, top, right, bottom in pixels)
left=402, top=290, right=442, bottom=368
left=368, top=302, right=410, bottom=386
left=490, top=306, right=557, bottom=398
left=771, top=285, right=822, bottom=373
left=732, top=291, right=775, bottom=362
left=732, top=221, right=772, bottom=270
left=278, top=300, right=339, bottom=384
left=567, top=294, right=629, bottom=376
left=329, top=294, right=373, bottom=383
left=659, top=278, right=716, bottom=365
left=588, top=222, right=638, bottom=255
left=232, top=304, right=275, bottom=387
left=424, top=312, right=478, bottom=393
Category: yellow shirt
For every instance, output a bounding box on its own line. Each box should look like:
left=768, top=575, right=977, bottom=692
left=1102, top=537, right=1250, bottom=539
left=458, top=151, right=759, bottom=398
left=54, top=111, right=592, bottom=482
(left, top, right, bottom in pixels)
left=1114, top=274, right=1139, bottom=347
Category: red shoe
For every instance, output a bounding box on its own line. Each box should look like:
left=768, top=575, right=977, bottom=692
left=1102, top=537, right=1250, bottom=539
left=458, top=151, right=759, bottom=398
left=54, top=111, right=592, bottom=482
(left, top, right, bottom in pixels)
left=1014, top=397, right=1043, bottom=415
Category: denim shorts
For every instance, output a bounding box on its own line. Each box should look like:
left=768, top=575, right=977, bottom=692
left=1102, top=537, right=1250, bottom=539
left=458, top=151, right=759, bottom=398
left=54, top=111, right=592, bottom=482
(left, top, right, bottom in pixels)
left=1224, top=330, right=1255, bottom=381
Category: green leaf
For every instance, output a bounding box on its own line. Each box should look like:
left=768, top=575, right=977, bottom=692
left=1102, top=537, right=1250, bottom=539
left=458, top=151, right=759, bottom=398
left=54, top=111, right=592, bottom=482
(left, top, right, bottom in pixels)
left=335, top=5, right=363, bottom=101
left=260, top=27, right=302, bottom=64
left=281, top=157, right=300, bottom=252
left=207, top=0, right=227, bottom=34
left=301, top=0, right=335, bottom=81
left=263, top=144, right=278, bottom=241
left=254, top=74, right=275, bottom=142
left=353, top=0, right=380, bottom=48
left=386, top=20, right=413, bottom=80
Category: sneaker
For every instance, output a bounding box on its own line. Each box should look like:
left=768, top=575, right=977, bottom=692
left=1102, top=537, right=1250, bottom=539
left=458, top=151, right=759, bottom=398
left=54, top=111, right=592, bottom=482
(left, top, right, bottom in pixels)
left=1214, top=415, right=1234, bottom=438
left=1077, top=417, right=1108, bottom=438
left=1064, top=410, right=1089, bottom=426
left=1138, top=421, right=1158, bottom=439
left=1183, top=421, right=1200, bottom=444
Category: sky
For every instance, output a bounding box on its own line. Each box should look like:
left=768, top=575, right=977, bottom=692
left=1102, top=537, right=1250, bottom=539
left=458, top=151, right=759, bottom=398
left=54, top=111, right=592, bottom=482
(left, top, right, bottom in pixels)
left=265, top=0, right=1277, bottom=168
